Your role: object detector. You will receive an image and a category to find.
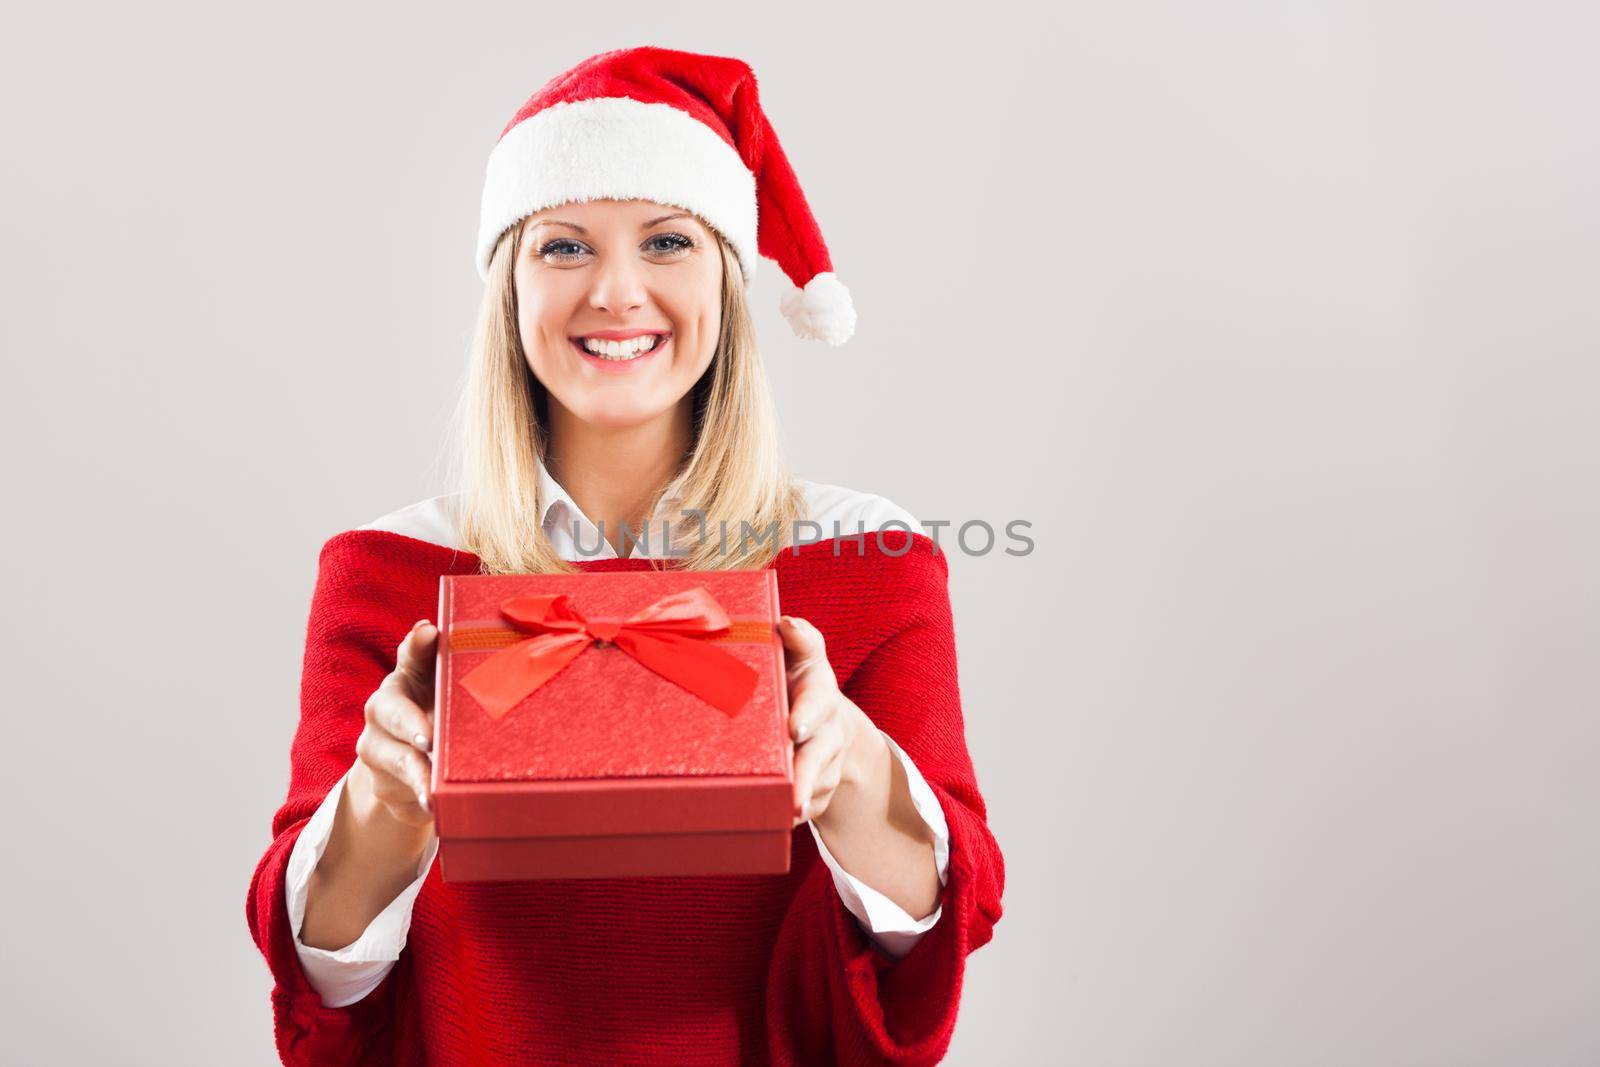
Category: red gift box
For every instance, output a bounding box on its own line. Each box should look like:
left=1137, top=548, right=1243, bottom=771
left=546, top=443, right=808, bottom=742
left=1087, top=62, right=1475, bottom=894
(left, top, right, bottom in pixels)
left=430, top=569, right=793, bottom=882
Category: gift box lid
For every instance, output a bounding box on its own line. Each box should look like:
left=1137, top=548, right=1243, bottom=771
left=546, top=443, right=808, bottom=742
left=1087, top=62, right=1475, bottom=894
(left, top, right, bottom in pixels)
left=431, top=569, right=793, bottom=840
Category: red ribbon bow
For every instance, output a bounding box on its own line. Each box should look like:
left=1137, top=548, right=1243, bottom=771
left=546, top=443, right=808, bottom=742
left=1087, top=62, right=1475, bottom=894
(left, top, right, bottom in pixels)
left=458, top=586, right=761, bottom=721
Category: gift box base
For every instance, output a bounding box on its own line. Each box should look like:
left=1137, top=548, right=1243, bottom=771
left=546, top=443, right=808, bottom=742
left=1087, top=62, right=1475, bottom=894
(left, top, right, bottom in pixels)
left=440, top=829, right=793, bottom=882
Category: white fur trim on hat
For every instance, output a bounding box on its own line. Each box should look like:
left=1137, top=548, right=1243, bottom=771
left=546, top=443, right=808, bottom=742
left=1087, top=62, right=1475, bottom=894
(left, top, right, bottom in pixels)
left=476, top=97, right=759, bottom=283
left=779, top=272, right=856, bottom=346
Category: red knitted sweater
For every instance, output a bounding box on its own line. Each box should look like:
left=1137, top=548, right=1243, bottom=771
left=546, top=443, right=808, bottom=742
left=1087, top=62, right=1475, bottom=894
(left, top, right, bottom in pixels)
left=247, top=527, right=1006, bottom=1065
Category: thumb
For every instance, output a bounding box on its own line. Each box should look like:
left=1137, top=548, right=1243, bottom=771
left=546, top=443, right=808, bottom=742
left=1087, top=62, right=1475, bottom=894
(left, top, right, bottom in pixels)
left=779, top=615, right=830, bottom=674
left=398, top=619, right=438, bottom=698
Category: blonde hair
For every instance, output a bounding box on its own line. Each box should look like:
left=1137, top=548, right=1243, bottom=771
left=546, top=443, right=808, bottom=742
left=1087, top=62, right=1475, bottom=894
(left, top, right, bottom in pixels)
left=445, top=214, right=805, bottom=574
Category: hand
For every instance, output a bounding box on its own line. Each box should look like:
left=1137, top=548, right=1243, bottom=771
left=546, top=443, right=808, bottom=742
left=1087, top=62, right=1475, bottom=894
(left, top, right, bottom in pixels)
left=351, top=619, right=438, bottom=828
left=778, top=615, right=881, bottom=829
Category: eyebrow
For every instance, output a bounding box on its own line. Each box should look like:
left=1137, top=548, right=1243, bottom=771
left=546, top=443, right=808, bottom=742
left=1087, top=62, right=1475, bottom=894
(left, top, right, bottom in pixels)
left=530, top=212, right=692, bottom=235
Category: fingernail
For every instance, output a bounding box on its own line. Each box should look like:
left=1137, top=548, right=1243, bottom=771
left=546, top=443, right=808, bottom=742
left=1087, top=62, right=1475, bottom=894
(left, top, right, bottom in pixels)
left=418, top=792, right=431, bottom=813
left=800, top=800, right=811, bottom=820
left=796, top=722, right=810, bottom=742
left=414, top=732, right=431, bottom=751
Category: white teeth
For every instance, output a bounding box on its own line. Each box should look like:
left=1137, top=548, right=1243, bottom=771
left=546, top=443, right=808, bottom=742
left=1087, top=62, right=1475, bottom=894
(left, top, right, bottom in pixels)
left=580, top=334, right=661, bottom=359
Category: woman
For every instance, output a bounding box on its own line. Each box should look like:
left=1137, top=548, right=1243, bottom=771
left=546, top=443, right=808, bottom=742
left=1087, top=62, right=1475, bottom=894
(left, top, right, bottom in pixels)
left=247, top=46, right=1005, bottom=1066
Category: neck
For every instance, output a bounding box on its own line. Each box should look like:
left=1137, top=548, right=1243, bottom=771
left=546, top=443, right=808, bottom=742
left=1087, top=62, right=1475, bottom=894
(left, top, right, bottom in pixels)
left=544, top=399, right=693, bottom=558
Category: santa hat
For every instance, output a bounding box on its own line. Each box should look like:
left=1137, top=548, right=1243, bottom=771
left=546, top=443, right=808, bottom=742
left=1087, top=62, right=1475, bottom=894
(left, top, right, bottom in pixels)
left=476, top=46, right=856, bottom=346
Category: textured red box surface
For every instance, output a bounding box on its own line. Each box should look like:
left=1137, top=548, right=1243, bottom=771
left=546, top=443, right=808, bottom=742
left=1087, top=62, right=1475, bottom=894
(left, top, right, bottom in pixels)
left=430, top=569, right=793, bottom=882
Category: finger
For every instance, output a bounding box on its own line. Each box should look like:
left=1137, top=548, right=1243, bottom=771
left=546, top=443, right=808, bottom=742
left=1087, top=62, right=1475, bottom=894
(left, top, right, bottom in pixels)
left=787, top=680, right=836, bottom=746
left=792, top=721, right=845, bottom=820
left=779, top=616, right=835, bottom=685
left=394, top=620, right=438, bottom=705
left=367, top=679, right=435, bottom=753
left=780, top=617, right=838, bottom=743
left=793, top=744, right=845, bottom=826
left=797, top=780, right=840, bottom=828
left=357, top=727, right=433, bottom=811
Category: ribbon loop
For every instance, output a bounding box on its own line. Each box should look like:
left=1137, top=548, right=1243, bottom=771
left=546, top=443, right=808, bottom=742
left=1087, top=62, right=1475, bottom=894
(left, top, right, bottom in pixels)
left=458, top=586, right=760, bottom=721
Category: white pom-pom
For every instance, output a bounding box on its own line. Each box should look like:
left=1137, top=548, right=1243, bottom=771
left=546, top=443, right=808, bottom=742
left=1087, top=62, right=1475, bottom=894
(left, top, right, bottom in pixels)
left=779, top=272, right=857, bottom=345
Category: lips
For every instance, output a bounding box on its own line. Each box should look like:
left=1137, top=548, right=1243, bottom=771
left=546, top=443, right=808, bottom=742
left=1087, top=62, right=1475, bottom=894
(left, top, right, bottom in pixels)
left=571, top=329, right=670, bottom=342
left=568, top=333, right=670, bottom=370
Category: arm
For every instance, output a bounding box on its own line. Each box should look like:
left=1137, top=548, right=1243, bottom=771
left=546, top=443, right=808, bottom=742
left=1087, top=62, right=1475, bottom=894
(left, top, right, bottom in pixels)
left=808, top=730, right=952, bottom=960
left=246, top=534, right=433, bottom=1065
left=286, top=766, right=439, bottom=1007
left=765, top=542, right=1006, bottom=1066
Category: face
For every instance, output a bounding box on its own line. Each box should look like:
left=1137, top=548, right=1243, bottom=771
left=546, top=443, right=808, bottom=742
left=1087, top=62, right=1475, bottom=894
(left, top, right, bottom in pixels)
left=513, top=198, right=724, bottom=431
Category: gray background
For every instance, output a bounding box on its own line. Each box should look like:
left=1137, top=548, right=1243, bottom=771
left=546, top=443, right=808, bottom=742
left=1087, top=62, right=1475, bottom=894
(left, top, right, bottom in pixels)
left=2, top=1, right=1596, bottom=1064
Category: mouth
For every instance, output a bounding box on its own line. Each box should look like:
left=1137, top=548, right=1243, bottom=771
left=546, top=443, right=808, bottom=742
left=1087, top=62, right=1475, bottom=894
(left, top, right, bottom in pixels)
left=568, top=331, right=671, bottom=370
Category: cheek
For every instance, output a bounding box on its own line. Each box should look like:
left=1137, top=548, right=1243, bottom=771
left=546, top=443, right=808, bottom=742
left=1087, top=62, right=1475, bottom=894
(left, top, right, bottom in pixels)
left=661, top=271, right=723, bottom=355
left=515, top=279, right=577, bottom=358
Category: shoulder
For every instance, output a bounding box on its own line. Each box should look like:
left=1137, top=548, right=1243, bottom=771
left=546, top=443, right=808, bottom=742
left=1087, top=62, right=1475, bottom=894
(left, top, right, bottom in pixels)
left=312, top=494, right=473, bottom=626
left=789, top=477, right=946, bottom=594
left=796, top=478, right=919, bottom=534
left=779, top=480, right=950, bottom=660
left=354, top=492, right=464, bottom=550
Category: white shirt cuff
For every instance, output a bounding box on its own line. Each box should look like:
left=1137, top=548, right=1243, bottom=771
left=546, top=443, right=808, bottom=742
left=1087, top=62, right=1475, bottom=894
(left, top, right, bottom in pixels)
left=285, top=766, right=439, bottom=1008
left=807, top=729, right=952, bottom=959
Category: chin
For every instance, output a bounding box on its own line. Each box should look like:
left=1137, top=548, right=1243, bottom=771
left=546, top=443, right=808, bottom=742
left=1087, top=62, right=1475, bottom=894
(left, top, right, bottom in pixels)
left=572, top=399, right=668, bottom=430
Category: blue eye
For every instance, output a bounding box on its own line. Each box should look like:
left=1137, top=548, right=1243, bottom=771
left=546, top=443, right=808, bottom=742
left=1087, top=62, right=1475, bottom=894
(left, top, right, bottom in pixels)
left=646, top=232, right=694, bottom=255
left=538, top=239, right=587, bottom=261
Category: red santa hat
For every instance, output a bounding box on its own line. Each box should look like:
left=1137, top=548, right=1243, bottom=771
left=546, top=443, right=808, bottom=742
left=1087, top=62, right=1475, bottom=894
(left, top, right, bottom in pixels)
left=476, top=46, right=857, bottom=346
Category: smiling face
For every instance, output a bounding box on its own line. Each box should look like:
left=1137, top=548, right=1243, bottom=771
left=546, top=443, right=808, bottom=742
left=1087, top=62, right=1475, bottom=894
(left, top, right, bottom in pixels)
left=512, top=198, right=725, bottom=431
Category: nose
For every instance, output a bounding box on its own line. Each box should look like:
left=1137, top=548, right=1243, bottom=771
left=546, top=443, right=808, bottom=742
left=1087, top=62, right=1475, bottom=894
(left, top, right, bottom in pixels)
left=587, top=252, right=648, bottom=316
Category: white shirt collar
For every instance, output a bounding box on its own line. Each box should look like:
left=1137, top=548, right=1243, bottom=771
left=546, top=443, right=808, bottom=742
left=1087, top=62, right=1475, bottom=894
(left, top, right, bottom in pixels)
left=537, top=459, right=691, bottom=559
